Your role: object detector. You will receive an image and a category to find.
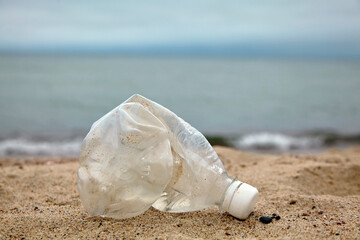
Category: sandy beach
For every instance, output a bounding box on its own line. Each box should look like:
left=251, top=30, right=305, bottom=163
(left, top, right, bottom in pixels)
left=0, top=146, right=359, bottom=239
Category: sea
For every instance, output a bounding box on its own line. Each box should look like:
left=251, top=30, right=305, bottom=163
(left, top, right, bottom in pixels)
left=1, top=54, right=360, bottom=157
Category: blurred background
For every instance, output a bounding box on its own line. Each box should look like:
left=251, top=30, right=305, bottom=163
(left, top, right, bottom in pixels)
left=1, top=0, right=360, bottom=156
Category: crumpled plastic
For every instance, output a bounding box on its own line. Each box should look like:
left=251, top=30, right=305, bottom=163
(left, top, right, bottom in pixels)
left=78, top=94, right=228, bottom=219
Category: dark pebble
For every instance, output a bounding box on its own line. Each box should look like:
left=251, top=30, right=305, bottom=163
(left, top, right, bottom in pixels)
left=289, top=200, right=297, bottom=205
left=312, top=206, right=316, bottom=209
left=259, top=216, right=273, bottom=224
left=335, top=233, right=340, bottom=236
left=275, top=215, right=281, bottom=220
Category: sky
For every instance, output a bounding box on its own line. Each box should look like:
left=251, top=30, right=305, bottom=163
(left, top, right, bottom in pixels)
left=1, top=0, right=360, bottom=57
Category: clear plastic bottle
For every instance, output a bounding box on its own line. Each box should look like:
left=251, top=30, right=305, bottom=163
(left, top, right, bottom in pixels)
left=78, top=94, right=258, bottom=220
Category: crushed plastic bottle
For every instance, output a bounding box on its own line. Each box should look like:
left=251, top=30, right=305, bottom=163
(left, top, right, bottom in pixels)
left=77, top=94, right=258, bottom=220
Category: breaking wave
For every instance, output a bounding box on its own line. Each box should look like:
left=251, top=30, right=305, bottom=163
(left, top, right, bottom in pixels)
left=1, top=131, right=359, bottom=157
left=233, top=131, right=360, bottom=153
left=0, top=137, right=82, bottom=157
left=235, top=133, right=322, bottom=151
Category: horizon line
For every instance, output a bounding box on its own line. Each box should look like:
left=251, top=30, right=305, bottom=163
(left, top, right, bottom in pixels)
left=1, top=42, right=360, bottom=59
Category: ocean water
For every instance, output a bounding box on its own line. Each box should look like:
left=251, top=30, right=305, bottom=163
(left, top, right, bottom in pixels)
left=1, top=55, right=360, bottom=156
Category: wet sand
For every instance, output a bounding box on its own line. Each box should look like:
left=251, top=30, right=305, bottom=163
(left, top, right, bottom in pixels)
left=0, top=146, right=359, bottom=239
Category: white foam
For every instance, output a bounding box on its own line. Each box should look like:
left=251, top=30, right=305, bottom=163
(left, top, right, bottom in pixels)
left=235, top=132, right=322, bottom=151
left=0, top=138, right=82, bottom=157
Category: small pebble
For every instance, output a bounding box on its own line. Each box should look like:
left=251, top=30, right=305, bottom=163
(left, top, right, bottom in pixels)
left=289, top=200, right=297, bottom=205
left=335, top=233, right=340, bottom=236
left=275, top=215, right=281, bottom=220
left=259, top=216, right=273, bottom=224
left=312, top=206, right=316, bottom=209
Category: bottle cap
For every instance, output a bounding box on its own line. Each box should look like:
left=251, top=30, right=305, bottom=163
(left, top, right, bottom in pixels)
left=222, top=180, right=259, bottom=219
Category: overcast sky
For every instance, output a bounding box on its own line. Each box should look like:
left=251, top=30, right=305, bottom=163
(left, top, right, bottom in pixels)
left=1, top=0, right=360, bottom=57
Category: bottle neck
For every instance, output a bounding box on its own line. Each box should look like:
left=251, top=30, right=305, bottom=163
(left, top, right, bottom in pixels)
left=221, top=180, right=243, bottom=212
left=218, top=177, right=238, bottom=211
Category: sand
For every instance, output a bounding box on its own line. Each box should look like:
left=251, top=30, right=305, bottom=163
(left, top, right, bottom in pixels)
left=0, top=146, right=359, bottom=239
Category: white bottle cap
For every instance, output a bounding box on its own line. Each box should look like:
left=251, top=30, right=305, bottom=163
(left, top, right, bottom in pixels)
left=222, top=180, right=259, bottom=219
